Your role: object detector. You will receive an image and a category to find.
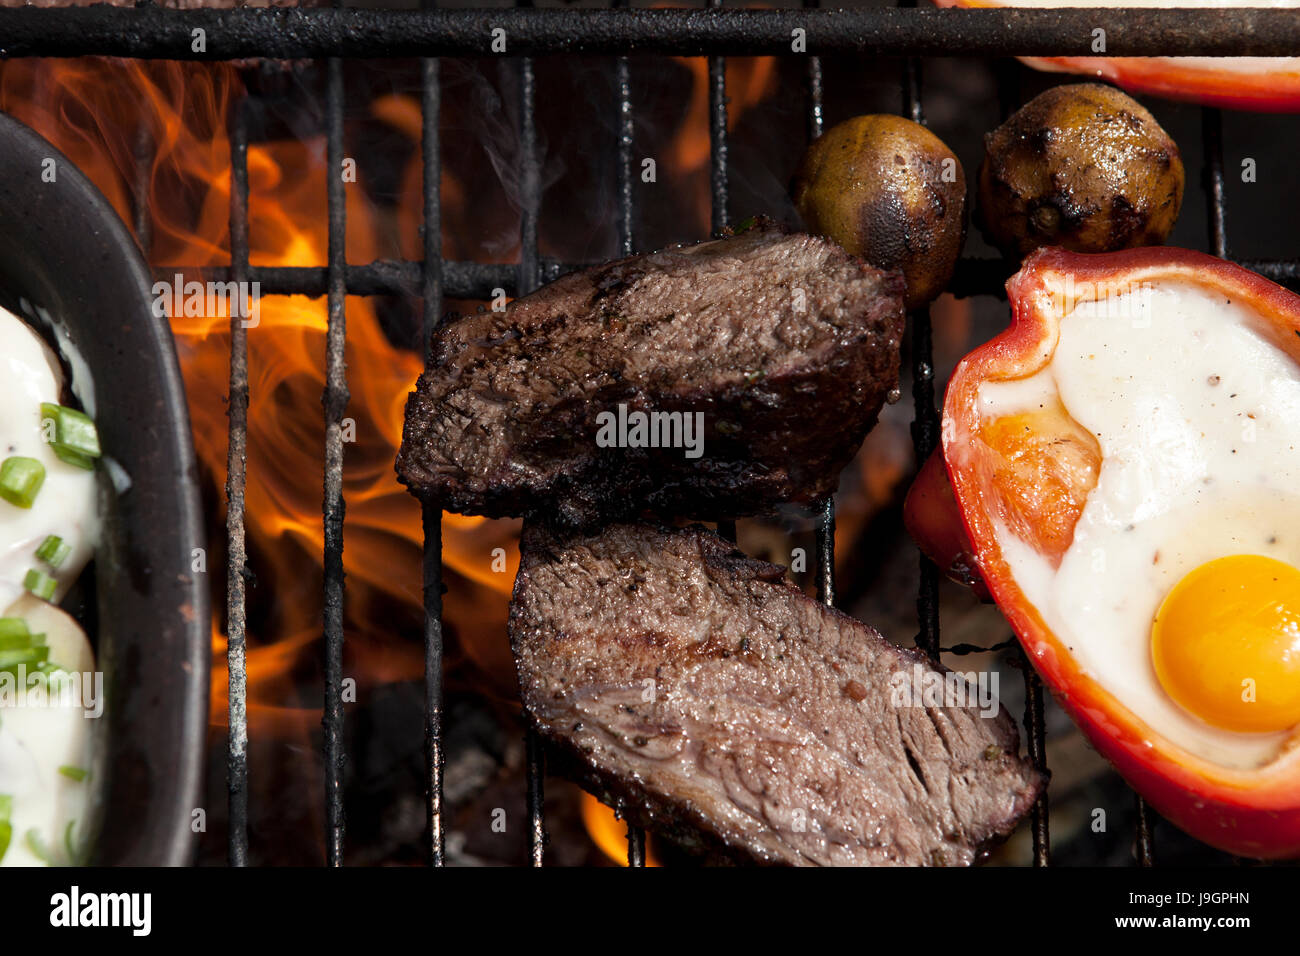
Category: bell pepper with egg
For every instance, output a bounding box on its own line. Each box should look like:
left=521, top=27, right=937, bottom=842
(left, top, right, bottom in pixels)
left=933, top=0, right=1300, bottom=112
left=938, top=246, right=1300, bottom=857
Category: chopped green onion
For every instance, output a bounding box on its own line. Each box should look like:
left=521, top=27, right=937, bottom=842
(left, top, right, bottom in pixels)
left=40, top=403, right=101, bottom=470
left=36, top=535, right=71, bottom=568
left=64, top=819, right=79, bottom=866
left=0, top=796, right=17, bottom=868
left=24, top=828, right=52, bottom=865
left=0, top=633, right=31, bottom=652
left=0, top=456, right=46, bottom=508
left=23, top=568, right=57, bottom=601
left=57, top=765, right=87, bottom=782
left=0, top=621, right=43, bottom=652
left=0, top=644, right=50, bottom=674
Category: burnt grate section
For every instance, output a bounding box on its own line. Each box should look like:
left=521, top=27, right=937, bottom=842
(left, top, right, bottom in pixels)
left=6, top=6, right=1300, bottom=58
left=53, top=3, right=1290, bottom=866
left=419, top=0, right=447, bottom=870
left=225, top=96, right=252, bottom=869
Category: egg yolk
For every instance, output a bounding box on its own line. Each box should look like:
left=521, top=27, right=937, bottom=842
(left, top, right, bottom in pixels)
left=1152, top=555, right=1300, bottom=734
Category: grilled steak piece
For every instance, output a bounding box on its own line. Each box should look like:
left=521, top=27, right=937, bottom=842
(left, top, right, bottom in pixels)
left=397, top=224, right=904, bottom=527
left=510, top=522, right=1044, bottom=866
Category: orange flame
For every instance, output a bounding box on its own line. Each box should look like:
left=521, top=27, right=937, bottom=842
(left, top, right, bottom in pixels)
left=0, top=53, right=779, bottom=861
left=667, top=56, right=778, bottom=233
left=581, top=793, right=662, bottom=867
left=0, top=59, right=518, bottom=730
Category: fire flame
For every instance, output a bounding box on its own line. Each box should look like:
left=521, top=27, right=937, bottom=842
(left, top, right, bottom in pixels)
left=0, top=60, right=519, bottom=731
left=581, top=793, right=662, bottom=867
left=0, top=51, right=776, bottom=864
left=668, top=56, right=778, bottom=229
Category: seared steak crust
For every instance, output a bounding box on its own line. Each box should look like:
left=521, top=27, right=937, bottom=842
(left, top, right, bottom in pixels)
left=509, top=522, right=1044, bottom=866
left=397, top=225, right=904, bottom=527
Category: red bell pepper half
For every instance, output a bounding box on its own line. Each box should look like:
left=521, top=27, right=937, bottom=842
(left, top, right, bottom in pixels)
left=940, top=246, right=1300, bottom=857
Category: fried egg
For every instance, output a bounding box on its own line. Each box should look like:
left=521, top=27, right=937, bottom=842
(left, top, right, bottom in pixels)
left=979, top=281, right=1300, bottom=769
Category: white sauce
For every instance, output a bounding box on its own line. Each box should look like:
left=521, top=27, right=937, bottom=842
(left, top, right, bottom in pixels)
left=0, top=599, right=98, bottom=866
left=0, top=304, right=99, bottom=610
left=0, top=305, right=100, bottom=866
left=981, top=283, right=1300, bottom=769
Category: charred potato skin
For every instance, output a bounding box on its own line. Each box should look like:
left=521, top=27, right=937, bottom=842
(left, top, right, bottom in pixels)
left=792, top=115, right=967, bottom=310
left=977, top=83, right=1184, bottom=258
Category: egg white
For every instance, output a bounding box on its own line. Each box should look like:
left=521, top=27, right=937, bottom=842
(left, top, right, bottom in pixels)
left=980, top=282, right=1300, bottom=769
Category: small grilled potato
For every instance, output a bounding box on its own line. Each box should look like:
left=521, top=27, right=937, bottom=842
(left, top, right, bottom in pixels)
left=792, top=114, right=967, bottom=310
left=978, top=83, right=1184, bottom=258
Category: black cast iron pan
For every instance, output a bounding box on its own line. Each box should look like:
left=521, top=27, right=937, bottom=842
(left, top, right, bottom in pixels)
left=0, top=111, right=209, bottom=865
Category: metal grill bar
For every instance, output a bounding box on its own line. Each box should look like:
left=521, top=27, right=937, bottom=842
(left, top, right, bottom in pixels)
left=709, top=1, right=738, bottom=548
left=519, top=60, right=542, bottom=295
left=615, top=35, right=635, bottom=260
left=899, top=4, right=941, bottom=669
left=802, top=0, right=835, bottom=612
left=525, top=731, right=546, bottom=866
left=420, top=498, right=446, bottom=867
left=802, top=0, right=823, bottom=144
left=132, top=125, right=154, bottom=255
left=4, top=7, right=1300, bottom=59
left=163, top=255, right=1300, bottom=301
left=322, top=53, right=349, bottom=868
left=815, top=498, right=836, bottom=608
left=986, top=56, right=1053, bottom=868
left=516, top=32, right=548, bottom=867
left=612, top=0, right=647, bottom=867
left=708, top=0, right=729, bottom=236
left=225, top=98, right=252, bottom=870
left=1135, top=794, right=1155, bottom=867
left=420, top=4, right=447, bottom=867
left=625, top=825, right=646, bottom=867
left=1023, top=664, right=1051, bottom=866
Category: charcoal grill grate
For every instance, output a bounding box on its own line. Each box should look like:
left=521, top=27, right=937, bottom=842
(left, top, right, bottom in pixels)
left=17, top=1, right=1283, bottom=867
left=419, top=7, right=447, bottom=868
left=225, top=96, right=251, bottom=868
